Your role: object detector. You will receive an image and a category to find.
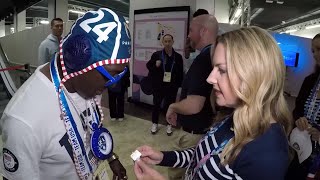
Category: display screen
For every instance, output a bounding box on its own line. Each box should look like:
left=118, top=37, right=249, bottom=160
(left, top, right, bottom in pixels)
left=282, top=50, right=299, bottom=67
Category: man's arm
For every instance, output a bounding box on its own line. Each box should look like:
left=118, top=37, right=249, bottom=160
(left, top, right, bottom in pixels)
left=1, top=115, right=41, bottom=180
left=38, top=43, right=48, bottom=66
left=146, top=52, right=160, bottom=72
left=170, top=95, right=206, bottom=115
left=108, top=153, right=127, bottom=180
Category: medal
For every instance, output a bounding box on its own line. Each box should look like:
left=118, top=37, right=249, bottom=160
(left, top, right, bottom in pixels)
left=90, top=123, right=114, bottom=160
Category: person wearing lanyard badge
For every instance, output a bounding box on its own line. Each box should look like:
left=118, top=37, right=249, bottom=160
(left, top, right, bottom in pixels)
left=183, top=9, right=209, bottom=74
left=0, top=8, right=130, bottom=180
left=146, top=34, right=184, bottom=136
left=133, top=27, right=292, bottom=180
left=286, top=33, right=320, bottom=180
left=159, top=14, right=218, bottom=180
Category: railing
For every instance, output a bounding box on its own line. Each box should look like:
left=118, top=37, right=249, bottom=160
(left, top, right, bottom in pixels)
left=0, top=64, right=31, bottom=74
left=0, top=43, right=33, bottom=97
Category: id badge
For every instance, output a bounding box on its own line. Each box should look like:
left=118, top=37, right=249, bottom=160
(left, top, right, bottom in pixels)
left=163, top=72, right=172, bottom=82
left=93, top=161, right=109, bottom=180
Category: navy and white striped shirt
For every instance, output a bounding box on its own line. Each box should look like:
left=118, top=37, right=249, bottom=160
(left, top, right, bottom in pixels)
left=304, top=90, right=320, bottom=124
left=159, top=117, right=289, bottom=180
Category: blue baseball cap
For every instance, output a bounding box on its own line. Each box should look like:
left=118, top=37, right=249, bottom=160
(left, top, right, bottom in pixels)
left=59, top=8, right=131, bottom=76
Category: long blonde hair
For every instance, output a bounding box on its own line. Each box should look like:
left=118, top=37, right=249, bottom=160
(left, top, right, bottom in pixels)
left=218, top=26, right=292, bottom=165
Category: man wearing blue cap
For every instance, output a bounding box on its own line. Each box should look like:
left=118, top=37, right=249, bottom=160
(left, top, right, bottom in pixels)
left=0, top=8, right=130, bottom=180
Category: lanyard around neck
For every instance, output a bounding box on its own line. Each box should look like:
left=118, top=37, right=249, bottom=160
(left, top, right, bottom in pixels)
left=162, top=49, right=175, bottom=72
left=50, top=58, right=93, bottom=177
left=192, top=116, right=233, bottom=176
left=306, top=74, right=320, bottom=123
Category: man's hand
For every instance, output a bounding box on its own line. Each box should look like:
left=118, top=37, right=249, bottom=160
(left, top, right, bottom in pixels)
left=134, top=160, right=166, bottom=180
left=109, top=159, right=127, bottom=180
left=155, top=60, right=161, bottom=68
left=136, top=145, right=164, bottom=165
left=307, top=127, right=320, bottom=141
left=295, top=117, right=310, bottom=131
left=166, top=104, right=177, bottom=126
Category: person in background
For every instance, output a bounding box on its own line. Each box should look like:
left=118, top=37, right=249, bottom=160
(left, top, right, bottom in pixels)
left=1, top=8, right=130, bottom=180
left=134, top=26, right=292, bottom=180
left=108, top=66, right=130, bottom=122
left=286, top=33, right=320, bottom=180
left=146, top=34, right=184, bottom=136
left=38, top=18, right=63, bottom=65
left=183, top=9, right=209, bottom=74
left=193, top=8, right=209, bottom=17
left=163, top=14, right=217, bottom=180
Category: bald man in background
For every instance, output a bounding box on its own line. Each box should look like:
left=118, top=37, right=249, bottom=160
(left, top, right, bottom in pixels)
left=164, top=14, right=219, bottom=179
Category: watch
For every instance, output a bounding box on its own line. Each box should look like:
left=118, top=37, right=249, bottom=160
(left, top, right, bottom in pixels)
left=107, top=153, right=119, bottom=164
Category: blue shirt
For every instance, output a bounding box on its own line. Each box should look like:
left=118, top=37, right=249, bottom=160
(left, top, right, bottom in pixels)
left=160, top=117, right=289, bottom=180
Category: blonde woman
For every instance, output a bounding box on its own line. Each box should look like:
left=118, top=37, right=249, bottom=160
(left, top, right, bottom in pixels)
left=133, top=26, right=292, bottom=180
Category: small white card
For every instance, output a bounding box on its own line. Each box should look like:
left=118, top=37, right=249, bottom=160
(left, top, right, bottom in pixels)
left=163, top=72, right=172, bottom=82
left=130, top=150, right=142, bottom=161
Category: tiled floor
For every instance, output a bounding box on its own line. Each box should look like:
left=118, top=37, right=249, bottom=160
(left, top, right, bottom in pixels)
left=101, top=91, right=169, bottom=125
left=102, top=107, right=179, bottom=179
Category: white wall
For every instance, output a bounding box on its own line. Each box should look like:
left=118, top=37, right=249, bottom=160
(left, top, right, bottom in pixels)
left=214, top=0, right=229, bottom=23
left=218, top=23, right=239, bottom=34
left=291, top=27, right=320, bottom=39
left=17, top=10, right=26, bottom=32
left=0, top=21, right=5, bottom=38
left=5, top=25, right=11, bottom=36
left=55, top=0, right=69, bottom=24
left=129, top=0, right=197, bottom=97
left=196, top=0, right=215, bottom=14
left=272, top=32, right=314, bottom=97
left=194, top=0, right=229, bottom=23
left=48, top=0, right=55, bottom=22
left=0, top=22, right=73, bottom=67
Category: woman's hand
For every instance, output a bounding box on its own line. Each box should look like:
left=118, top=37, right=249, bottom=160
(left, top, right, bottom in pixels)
left=134, top=160, right=166, bottom=180
left=136, top=145, right=164, bottom=165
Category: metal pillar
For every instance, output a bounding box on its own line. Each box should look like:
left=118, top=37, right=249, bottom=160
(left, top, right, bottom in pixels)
left=241, top=0, right=245, bottom=26
left=247, top=0, right=251, bottom=26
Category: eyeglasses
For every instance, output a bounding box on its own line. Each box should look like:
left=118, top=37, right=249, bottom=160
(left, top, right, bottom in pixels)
left=96, top=66, right=128, bottom=87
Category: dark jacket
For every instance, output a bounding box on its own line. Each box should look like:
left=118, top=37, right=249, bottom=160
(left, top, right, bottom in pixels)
left=146, top=49, right=183, bottom=91
left=293, top=72, right=319, bottom=120
left=288, top=71, right=320, bottom=180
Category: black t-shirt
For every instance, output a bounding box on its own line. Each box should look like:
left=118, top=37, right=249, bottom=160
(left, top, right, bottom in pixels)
left=178, top=45, right=213, bottom=131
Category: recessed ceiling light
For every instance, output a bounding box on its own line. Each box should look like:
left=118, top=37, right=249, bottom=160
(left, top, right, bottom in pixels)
left=234, top=8, right=242, bottom=18
left=285, top=29, right=297, bottom=33
left=68, top=10, right=85, bottom=15
left=277, top=0, right=284, bottom=4
left=306, top=24, right=320, bottom=29
left=40, top=20, right=49, bottom=24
